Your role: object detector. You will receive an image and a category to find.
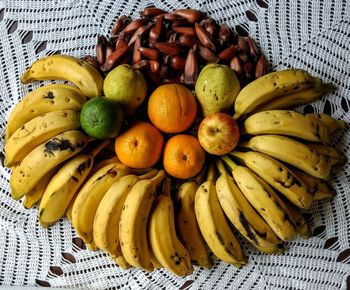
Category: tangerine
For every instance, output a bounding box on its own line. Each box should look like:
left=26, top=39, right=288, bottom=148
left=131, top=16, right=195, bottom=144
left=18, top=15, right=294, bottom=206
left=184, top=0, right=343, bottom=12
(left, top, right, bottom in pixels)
left=115, top=121, right=164, bottom=169
left=163, top=134, right=206, bottom=179
left=147, top=84, right=197, bottom=133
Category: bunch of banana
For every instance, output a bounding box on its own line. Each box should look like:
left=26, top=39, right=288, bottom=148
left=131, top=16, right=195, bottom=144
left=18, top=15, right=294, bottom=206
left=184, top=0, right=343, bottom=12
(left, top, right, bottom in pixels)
left=5, top=83, right=86, bottom=141
left=71, top=162, right=132, bottom=250
left=149, top=177, right=193, bottom=276
left=239, top=135, right=331, bottom=180
left=194, top=164, right=247, bottom=267
left=119, top=170, right=165, bottom=272
left=21, top=54, right=103, bottom=98
left=221, top=156, right=297, bottom=241
left=233, top=69, right=320, bottom=119
left=38, top=140, right=111, bottom=227
left=93, top=169, right=158, bottom=263
left=174, top=175, right=213, bottom=268
left=10, top=130, right=91, bottom=200
left=230, top=151, right=313, bottom=209
left=215, top=159, right=283, bottom=254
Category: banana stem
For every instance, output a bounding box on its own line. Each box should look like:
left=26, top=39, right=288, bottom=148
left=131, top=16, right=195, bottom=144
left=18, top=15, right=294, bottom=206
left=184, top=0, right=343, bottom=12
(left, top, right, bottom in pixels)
left=228, top=151, right=246, bottom=165
left=215, top=159, right=227, bottom=176
left=207, top=163, right=216, bottom=182
left=162, top=177, right=171, bottom=196
left=150, top=169, right=166, bottom=186
left=237, top=141, right=250, bottom=149
left=194, top=166, right=207, bottom=185
left=138, top=169, right=158, bottom=180
left=221, top=155, right=238, bottom=171
left=89, top=139, right=112, bottom=157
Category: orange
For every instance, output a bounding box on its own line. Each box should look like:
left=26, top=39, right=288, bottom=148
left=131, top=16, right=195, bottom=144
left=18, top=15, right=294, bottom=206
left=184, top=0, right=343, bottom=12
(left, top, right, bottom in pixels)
left=163, top=134, right=206, bottom=179
left=148, top=84, right=197, bottom=133
left=115, top=121, right=164, bottom=169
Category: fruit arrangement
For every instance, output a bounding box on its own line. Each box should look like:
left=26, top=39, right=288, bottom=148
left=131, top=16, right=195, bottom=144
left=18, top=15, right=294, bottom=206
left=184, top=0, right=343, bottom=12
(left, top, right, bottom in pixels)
left=4, top=6, right=347, bottom=277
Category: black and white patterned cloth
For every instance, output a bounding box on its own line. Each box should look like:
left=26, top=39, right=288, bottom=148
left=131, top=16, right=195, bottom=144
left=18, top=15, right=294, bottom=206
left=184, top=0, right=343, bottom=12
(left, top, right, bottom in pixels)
left=0, top=0, right=349, bottom=289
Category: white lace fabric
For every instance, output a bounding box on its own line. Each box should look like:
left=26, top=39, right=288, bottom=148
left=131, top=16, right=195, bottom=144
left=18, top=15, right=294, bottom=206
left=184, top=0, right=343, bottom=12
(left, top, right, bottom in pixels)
left=0, top=0, right=349, bottom=289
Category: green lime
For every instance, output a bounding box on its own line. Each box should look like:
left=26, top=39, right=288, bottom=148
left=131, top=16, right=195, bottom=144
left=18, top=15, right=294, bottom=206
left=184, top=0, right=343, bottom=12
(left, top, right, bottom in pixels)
left=80, top=97, right=124, bottom=139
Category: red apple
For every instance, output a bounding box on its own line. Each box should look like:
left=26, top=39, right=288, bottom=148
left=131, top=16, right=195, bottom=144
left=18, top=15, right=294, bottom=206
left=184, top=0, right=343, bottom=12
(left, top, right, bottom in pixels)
left=198, top=112, right=240, bottom=155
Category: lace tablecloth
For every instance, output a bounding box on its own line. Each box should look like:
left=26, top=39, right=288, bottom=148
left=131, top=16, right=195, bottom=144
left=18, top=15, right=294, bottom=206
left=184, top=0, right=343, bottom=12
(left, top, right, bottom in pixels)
left=0, top=0, right=349, bottom=289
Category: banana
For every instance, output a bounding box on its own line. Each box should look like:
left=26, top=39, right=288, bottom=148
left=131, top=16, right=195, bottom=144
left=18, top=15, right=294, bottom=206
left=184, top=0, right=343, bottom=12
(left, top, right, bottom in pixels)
left=66, top=195, right=74, bottom=224
left=174, top=181, right=213, bottom=268
left=233, top=69, right=317, bottom=119
left=253, top=83, right=334, bottom=112
left=5, top=84, right=86, bottom=140
left=239, top=135, right=331, bottom=180
left=5, top=110, right=81, bottom=167
left=305, top=143, right=346, bottom=167
left=114, top=252, right=131, bottom=270
left=72, top=162, right=131, bottom=250
left=10, top=130, right=91, bottom=200
left=292, top=169, right=335, bottom=201
left=119, top=170, right=165, bottom=272
left=93, top=169, right=158, bottom=260
left=310, top=113, right=346, bottom=134
left=284, top=201, right=311, bottom=239
left=222, top=156, right=297, bottom=241
left=230, top=151, right=313, bottom=209
left=194, top=164, right=246, bottom=267
left=242, top=110, right=330, bottom=144
left=22, top=169, right=57, bottom=208
left=88, top=156, right=120, bottom=177
left=149, top=178, right=193, bottom=276
left=215, top=159, right=283, bottom=254
left=21, top=54, right=103, bottom=98
left=38, top=140, right=110, bottom=227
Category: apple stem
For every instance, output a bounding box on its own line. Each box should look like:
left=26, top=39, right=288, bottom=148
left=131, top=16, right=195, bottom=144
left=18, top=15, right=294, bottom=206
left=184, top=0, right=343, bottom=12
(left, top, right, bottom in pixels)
left=215, top=159, right=227, bottom=176
left=207, top=163, right=216, bottom=182
left=221, top=155, right=238, bottom=171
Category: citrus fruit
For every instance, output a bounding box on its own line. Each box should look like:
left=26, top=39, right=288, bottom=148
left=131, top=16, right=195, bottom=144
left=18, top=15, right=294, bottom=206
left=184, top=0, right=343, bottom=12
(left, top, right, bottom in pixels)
left=148, top=83, right=197, bottom=133
left=80, top=97, right=124, bottom=139
left=104, top=64, right=147, bottom=116
left=163, top=134, right=206, bottom=179
left=115, top=121, right=164, bottom=169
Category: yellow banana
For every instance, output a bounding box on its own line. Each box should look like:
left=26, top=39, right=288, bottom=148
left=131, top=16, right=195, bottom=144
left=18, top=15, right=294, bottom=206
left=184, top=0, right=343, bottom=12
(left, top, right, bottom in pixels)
left=305, top=143, right=346, bottom=167
left=233, top=69, right=317, bottom=119
left=254, top=82, right=333, bottom=112
left=10, top=130, right=90, bottom=200
left=5, top=84, right=86, bottom=140
left=215, top=159, right=283, bottom=254
left=310, top=113, right=346, bottom=134
left=22, top=169, right=57, bottom=209
left=149, top=178, right=193, bottom=276
left=174, top=181, right=213, bottom=268
left=119, top=170, right=165, bottom=272
left=93, top=169, right=158, bottom=260
left=230, top=151, right=313, bottom=209
left=283, top=200, right=311, bottom=239
left=66, top=195, right=74, bottom=224
left=239, top=135, right=331, bottom=180
left=292, top=169, right=335, bottom=201
left=222, top=156, right=297, bottom=241
left=242, top=110, right=330, bottom=144
left=114, top=252, right=131, bottom=270
left=71, top=162, right=131, bottom=250
left=38, top=140, right=110, bottom=227
left=21, top=54, right=103, bottom=98
left=194, top=164, right=246, bottom=267
left=5, top=110, right=81, bottom=167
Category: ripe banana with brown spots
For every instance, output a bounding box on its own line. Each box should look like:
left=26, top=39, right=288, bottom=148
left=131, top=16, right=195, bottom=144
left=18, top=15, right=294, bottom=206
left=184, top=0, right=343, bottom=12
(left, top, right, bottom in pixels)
left=10, top=130, right=91, bottom=200
left=215, top=159, right=283, bottom=254
left=21, top=54, right=103, bottom=98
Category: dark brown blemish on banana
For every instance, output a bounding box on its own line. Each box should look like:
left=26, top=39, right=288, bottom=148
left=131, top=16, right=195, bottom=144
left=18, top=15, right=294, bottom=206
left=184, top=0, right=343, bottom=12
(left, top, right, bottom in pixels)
left=239, top=212, right=258, bottom=244
left=77, top=159, right=91, bottom=175
left=44, top=91, right=55, bottom=100
left=44, top=138, right=81, bottom=156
